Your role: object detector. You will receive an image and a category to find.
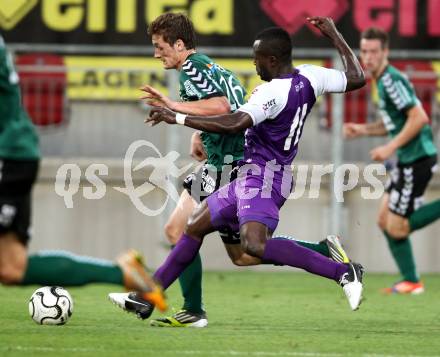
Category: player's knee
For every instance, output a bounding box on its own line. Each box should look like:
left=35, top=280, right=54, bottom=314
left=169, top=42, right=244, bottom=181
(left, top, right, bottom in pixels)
left=164, top=222, right=181, bottom=244
left=185, top=202, right=210, bottom=239
left=231, top=257, right=247, bottom=266
left=377, top=216, right=387, bottom=231
left=387, top=224, right=409, bottom=239
left=240, top=237, right=265, bottom=258
left=185, top=216, right=199, bottom=237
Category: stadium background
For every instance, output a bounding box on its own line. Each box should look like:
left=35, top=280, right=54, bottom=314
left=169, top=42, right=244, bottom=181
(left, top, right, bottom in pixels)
left=1, top=0, right=439, bottom=272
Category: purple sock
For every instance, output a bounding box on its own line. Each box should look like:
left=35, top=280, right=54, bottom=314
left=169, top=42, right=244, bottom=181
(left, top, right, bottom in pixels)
left=262, top=238, right=349, bottom=282
left=153, top=233, right=202, bottom=289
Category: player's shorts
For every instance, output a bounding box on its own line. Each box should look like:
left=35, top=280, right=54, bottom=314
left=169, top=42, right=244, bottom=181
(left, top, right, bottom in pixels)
left=206, top=172, right=290, bottom=235
left=0, top=159, right=39, bottom=245
left=183, top=161, right=240, bottom=203
left=183, top=161, right=241, bottom=244
left=386, top=155, right=438, bottom=217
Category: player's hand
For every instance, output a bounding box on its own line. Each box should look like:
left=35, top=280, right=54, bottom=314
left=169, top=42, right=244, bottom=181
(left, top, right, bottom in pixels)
left=343, top=123, right=367, bottom=139
left=140, top=85, right=176, bottom=110
left=190, top=131, right=207, bottom=161
left=370, top=144, right=395, bottom=161
left=307, top=17, right=338, bottom=39
left=145, top=107, right=177, bottom=126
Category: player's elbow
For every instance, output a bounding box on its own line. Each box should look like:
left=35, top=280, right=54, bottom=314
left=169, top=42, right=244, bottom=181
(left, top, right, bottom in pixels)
left=346, top=73, right=366, bottom=92
left=416, top=112, right=430, bottom=126
left=210, top=97, right=230, bottom=115
left=408, top=106, right=430, bottom=126
left=218, top=100, right=231, bottom=114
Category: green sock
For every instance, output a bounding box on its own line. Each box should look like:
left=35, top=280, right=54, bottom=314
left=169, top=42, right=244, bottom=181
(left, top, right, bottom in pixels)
left=21, top=251, right=123, bottom=286
left=383, top=231, right=419, bottom=282
left=273, top=235, right=330, bottom=256
left=409, top=199, right=440, bottom=232
left=178, top=251, right=204, bottom=314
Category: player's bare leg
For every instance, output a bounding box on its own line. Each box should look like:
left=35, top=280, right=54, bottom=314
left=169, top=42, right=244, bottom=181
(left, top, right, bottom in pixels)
left=151, top=190, right=208, bottom=327
left=379, top=194, right=422, bottom=294
left=109, top=201, right=215, bottom=320
left=386, top=212, right=411, bottom=239
left=0, top=233, right=27, bottom=284
left=224, top=244, right=261, bottom=266
left=164, top=190, right=196, bottom=245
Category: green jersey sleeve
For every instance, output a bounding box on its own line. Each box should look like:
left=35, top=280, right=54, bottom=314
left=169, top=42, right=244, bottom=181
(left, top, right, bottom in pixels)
left=179, top=58, right=224, bottom=101
left=382, top=69, right=418, bottom=112
left=179, top=53, right=246, bottom=112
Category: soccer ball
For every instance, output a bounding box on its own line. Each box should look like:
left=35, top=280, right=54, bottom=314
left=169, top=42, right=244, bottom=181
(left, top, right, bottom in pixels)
left=28, top=286, right=73, bottom=325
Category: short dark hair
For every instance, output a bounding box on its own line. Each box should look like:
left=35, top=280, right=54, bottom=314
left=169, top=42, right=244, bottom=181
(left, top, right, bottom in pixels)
left=148, top=13, right=196, bottom=49
left=360, top=27, right=389, bottom=49
left=254, top=27, right=292, bottom=64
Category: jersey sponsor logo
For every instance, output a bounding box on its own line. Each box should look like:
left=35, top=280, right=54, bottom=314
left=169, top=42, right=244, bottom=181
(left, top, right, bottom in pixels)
left=295, top=81, right=305, bottom=92
left=183, top=80, right=201, bottom=99
left=262, top=98, right=276, bottom=111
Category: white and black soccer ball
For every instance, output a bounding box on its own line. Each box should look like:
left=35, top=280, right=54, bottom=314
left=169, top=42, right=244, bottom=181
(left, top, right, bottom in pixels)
left=28, top=286, right=73, bottom=325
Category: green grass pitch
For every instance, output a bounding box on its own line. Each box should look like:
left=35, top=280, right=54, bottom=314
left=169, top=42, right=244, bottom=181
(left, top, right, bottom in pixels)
left=1, top=271, right=440, bottom=357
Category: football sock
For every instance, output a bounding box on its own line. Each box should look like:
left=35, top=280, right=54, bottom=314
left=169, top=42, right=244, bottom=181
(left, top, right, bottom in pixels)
left=21, top=251, right=123, bottom=286
left=262, top=238, right=348, bottom=281
left=154, top=234, right=202, bottom=290
left=383, top=231, right=419, bottom=282
left=273, top=235, right=330, bottom=256
left=178, top=250, right=204, bottom=314
left=409, top=199, right=440, bottom=232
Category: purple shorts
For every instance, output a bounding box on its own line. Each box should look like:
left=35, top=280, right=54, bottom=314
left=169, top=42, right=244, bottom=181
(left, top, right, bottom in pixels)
left=206, top=174, right=289, bottom=233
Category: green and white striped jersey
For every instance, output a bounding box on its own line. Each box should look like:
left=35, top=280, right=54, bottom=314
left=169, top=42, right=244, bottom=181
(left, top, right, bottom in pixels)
left=377, top=65, right=436, bottom=164
left=179, top=53, right=245, bottom=170
left=0, top=35, right=39, bottom=160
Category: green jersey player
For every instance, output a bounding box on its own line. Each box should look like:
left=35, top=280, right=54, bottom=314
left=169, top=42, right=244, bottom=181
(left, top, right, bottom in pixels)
left=112, top=13, right=350, bottom=327
left=344, top=27, right=440, bottom=294
left=0, top=34, right=163, bottom=305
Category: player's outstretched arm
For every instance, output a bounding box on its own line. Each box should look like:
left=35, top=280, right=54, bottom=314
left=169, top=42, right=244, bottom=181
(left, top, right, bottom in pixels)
left=344, top=120, right=388, bottom=139
left=140, top=85, right=230, bottom=116
left=146, top=107, right=253, bottom=134
left=307, top=17, right=365, bottom=92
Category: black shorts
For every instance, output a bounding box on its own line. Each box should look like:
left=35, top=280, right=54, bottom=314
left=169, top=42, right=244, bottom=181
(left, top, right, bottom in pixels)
left=183, top=161, right=241, bottom=244
left=386, top=155, right=438, bottom=217
left=0, top=159, right=39, bottom=245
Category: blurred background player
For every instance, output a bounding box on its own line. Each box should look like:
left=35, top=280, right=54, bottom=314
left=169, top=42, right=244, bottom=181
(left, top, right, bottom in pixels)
left=344, top=27, right=440, bottom=294
left=126, top=13, right=350, bottom=327
left=0, top=34, right=165, bottom=308
left=110, top=17, right=366, bottom=318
